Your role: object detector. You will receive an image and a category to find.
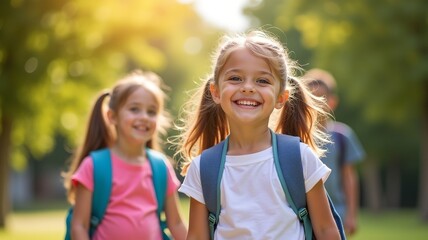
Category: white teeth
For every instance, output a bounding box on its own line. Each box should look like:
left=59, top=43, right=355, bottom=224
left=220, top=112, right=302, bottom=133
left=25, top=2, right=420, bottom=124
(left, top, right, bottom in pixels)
left=237, top=100, right=258, bottom=106
left=135, top=125, right=149, bottom=131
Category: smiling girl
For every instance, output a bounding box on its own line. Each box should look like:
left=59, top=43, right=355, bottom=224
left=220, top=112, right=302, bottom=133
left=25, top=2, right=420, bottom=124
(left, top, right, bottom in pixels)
left=175, top=30, right=341, bottom=240
left=64, top=71, right=186, bottom=240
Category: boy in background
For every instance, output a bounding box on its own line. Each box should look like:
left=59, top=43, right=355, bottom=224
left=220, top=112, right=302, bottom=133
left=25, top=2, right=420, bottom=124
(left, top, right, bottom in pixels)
left=305, top=68, right=366, bottom=236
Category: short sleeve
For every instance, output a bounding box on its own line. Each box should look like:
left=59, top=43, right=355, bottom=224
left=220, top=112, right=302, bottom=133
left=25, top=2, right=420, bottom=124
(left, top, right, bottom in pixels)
left=328, top=121, right=365, bottom=165
left=344, top=128, right=366, bottom=164
left=71, top=156, right=94, bottom=191
left=300, top=143, right=331, bottom=193
left=178, top=155, right=205, bottom=204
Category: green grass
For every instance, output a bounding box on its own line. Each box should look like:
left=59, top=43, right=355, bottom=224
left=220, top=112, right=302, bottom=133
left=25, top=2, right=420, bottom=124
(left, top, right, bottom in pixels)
left=0, top=198, right=427, bottom=240
left=0, top=209, right=65, bottom=240
left=350, top=210, right=427, bottom=240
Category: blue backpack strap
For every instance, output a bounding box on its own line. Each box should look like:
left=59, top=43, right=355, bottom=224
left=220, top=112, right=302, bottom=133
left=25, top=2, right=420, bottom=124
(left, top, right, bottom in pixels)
left=273, top=133, right=314, bottom=239
left=327, top=192, right=347, bottom=239
left=146, top=148, right=170, bottom=240
left=274, top=132, right=346, bottom=240
left=332, top=131, right=346, bottom=168
left=89, top=148, right=113, bottom=236
left=200, top=137, right=228, bottom=240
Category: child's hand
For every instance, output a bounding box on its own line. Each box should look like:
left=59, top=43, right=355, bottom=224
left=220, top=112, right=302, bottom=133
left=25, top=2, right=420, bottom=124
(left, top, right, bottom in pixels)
left=344, top=214, right=357, bottom=236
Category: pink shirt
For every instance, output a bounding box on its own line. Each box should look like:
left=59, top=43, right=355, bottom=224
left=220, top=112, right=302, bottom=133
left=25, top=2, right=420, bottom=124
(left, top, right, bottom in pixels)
left=72, top=151, right=180, bottom=240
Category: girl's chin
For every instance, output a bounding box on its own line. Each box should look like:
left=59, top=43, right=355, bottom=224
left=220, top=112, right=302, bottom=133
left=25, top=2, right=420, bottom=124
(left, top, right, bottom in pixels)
left=130, top=134, right=153, bottom=143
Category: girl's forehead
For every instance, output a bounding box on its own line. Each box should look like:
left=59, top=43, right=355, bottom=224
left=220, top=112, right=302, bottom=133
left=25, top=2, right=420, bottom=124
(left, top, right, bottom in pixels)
left=223, top=47, right=271, bottom=71
left=125, top=87, right=158, bottom=105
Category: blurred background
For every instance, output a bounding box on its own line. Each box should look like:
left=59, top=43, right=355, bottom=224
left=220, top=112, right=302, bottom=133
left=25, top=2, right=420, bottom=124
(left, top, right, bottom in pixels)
left=1, top=0, right=427, bottom=239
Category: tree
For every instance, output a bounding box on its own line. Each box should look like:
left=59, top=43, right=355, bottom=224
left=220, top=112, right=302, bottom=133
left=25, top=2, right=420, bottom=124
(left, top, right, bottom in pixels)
left=247, top=0, right=428, bottom=219
left=0, top=0, right=202, bottom=228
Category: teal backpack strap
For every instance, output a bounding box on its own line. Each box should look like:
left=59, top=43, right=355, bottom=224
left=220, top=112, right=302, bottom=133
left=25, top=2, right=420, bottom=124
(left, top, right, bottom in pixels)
left=200, top=137, right=229, bottom=240
left=89, top=148, right=113, bottom=236
left=64, top=148, right=112, bottom=240
left=146, top=148, right=170, bottom=240
left=274, top=132, right=346, bottom=240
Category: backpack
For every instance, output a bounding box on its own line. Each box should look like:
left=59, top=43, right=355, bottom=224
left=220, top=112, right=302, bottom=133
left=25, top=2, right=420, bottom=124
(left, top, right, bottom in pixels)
left=65, top=148, right=171, bottom=240
left=200, top=131, right=346, bottom=240
left=331, top=130, right=346, bottom=168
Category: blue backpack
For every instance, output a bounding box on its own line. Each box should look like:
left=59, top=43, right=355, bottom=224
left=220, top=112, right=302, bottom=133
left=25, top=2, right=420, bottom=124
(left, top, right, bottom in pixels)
left=200, top=131, right=346, bottom=240
left=65, top=148, right=170, bottom=240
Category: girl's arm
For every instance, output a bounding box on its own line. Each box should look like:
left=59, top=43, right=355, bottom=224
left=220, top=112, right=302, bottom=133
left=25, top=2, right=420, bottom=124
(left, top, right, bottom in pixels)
left=307, top=180, right=341, bottom=240
left=165, top=192, right=187, bottom=240
left=71, top=184, right=92, bottom=240
left=186, top=197, right=210, bottom=240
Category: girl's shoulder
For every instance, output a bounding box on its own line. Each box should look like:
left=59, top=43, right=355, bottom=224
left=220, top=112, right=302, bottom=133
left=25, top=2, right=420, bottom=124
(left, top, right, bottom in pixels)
left=182, top=154, right=202, bottom=178
left=298, top=142, right=320, bottom=163
left=327, top=121, right=353, bottom=135
left=80, top=155, right=95, bottom=167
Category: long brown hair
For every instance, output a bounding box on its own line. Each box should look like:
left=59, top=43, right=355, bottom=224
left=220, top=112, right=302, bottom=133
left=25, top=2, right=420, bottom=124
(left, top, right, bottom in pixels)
left=63, top=70, right=171, bottom=203
left=174, top=30, right=329, bottom=175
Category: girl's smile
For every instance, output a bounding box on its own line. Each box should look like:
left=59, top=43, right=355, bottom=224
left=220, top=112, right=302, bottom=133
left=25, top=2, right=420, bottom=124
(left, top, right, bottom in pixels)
left=234, top=99, right=261, bottom=107
left=211, top=47, right=285, bottom=126
left=110, top=87, right=159, bottom=145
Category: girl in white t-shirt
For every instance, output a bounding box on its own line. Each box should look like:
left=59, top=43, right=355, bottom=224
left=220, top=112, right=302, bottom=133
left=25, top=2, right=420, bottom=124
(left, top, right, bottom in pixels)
left=174, top=30, right=341, bottom=240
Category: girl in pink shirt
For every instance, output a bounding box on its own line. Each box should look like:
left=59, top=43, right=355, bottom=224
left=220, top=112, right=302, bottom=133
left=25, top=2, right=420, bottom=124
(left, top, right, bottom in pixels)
left=63, top=70, right=187, bottom=240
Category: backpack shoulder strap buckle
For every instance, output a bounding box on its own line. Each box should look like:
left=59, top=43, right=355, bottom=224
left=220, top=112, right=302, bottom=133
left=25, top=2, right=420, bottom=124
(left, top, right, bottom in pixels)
left=298, top=208, right=308, bottom=221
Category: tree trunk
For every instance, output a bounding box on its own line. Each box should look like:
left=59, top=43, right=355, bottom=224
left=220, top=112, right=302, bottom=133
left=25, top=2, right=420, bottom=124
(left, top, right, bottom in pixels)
left=0, top=116, right=12, bottom=228
left=419, top=82, right=428, bottom=222
left=362, top=159, right=383, bottom=212
left=385, top=161, right=401, bottom=209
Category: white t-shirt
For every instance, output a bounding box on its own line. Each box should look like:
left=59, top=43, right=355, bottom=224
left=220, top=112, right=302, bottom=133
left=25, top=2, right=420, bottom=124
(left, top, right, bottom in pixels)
left=179, top=143, right=331, bottom=240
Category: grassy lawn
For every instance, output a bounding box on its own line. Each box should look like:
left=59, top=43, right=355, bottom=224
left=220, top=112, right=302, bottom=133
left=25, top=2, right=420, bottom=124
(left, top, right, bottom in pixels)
left=351, top=210, right=427, bottom=240
left=0, top=197, right=427, bottom=240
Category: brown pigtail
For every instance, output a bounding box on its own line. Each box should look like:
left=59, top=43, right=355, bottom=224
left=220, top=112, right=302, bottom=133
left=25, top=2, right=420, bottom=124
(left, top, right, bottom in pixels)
left=176, top=77, right=229, bottom=175
left=276, top=76, right=328, bottom=156
left=63, top=91, right=112, bottom=203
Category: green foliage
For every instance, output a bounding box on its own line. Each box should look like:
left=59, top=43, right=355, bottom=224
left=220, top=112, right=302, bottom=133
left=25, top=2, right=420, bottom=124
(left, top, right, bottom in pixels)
left=0, top=0, right=213, bottom=168
left=247, top=0, right=427, bottom=163
left=273, top=0, right=427, bottom=124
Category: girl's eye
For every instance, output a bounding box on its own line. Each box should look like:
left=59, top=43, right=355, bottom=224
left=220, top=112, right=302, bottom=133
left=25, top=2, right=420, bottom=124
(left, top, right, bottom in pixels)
left=147, top=109, right=158, bottom=116
left=257, top=78, right=271, bottom=84
left=228, top=76, right=241, bottom=81
left=130, top=107, right=140, bottom=113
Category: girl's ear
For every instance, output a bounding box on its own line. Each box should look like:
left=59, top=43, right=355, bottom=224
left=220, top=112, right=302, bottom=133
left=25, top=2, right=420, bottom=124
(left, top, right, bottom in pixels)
left=209, top=82, right=221, bottom=104
left=275, top=89, right=289, bottom=109
left=107, top=109, right=117, bottom=125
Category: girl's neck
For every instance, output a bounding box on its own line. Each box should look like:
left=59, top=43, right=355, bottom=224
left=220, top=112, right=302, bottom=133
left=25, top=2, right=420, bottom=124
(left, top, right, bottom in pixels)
left=227, top=126, right=272, bottom=155
left=111, top=141, right=147, bottom=164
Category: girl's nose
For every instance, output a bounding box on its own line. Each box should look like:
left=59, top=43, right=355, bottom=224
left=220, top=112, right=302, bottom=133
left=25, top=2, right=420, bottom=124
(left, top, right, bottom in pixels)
left=140, top=111, right=150, bottom=119
left=241, top=82, right=255, bottom=93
